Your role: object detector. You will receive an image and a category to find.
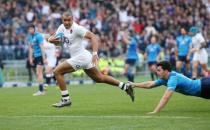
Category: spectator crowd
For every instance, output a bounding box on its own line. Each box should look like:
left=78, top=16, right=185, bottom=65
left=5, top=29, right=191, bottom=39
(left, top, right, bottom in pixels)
left=0, top=0, right=210, bottom=61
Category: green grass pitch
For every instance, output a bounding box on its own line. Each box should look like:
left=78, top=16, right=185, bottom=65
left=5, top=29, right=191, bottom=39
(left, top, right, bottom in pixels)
left=0, top=76, right=210, bottom=130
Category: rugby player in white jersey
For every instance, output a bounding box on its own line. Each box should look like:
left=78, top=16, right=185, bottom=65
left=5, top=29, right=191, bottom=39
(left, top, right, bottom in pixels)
left=43, top=34, right=57, bottom=85
left=47, top=10, right=134, bottom=108
left=189, top=27, right=210, bottom=79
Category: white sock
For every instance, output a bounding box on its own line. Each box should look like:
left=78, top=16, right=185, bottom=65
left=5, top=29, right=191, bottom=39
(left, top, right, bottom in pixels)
left=61, top=90, right=70, bottom=100
left=118, top=82, right=126, bottom=90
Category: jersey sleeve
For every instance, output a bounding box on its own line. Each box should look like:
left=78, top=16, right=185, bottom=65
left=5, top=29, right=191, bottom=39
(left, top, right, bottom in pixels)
left=167, top=76, right=177, bottom=91
left=154, top=79, right=165, bottom=87
left=75, top=24, right=88, bottom=38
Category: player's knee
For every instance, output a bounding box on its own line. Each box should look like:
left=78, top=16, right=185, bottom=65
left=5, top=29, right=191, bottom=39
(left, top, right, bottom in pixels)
left=36, top=70, right=42, bottom=77
left=53, top=69, right=60, bottom=76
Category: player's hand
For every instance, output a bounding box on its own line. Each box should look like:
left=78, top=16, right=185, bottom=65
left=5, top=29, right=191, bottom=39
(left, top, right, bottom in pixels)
left=92, top=54, right=99, bottom=66
left=127, top=81, right=135, bottom=88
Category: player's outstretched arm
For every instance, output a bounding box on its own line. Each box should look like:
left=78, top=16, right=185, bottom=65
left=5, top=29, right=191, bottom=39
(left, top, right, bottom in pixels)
left=148, top=89, right=173, bottom=114
left=84, top=31, right=99, bottom=66
left=130, top=81, right=156, bottom=89
left=84, top=31, right=99, bottom=54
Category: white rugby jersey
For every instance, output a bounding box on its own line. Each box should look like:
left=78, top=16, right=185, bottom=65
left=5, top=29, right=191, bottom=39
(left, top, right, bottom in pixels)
left=191, top=33, right=205, bottom=49
left=55, top=22, right=88, bottom=56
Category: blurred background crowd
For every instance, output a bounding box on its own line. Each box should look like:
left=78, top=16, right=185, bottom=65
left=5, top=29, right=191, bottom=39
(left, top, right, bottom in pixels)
left=0, top=0, right=210, bottom=60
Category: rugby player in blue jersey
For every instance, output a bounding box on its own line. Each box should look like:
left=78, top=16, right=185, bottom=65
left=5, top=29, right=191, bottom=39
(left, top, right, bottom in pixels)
left=175, top=27, right=192, bottom=74
left=122, top=30, right=139, bottom=82
left=145, top=35, right=161, bottom=80
left=130, top=61, right=210, bottom=114
left=27, top=24, right=46, bottom=96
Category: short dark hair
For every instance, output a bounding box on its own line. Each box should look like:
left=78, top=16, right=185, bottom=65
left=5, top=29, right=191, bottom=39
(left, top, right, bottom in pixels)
left=157, top=61, right=172, bottom=72
left=28, top=24, right=35, bottom=29
left=180, top=26, right=188, bottom=32
left=62, top=10, right=73, bottom=17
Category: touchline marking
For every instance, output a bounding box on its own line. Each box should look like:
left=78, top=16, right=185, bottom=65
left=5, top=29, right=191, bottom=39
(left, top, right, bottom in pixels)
left=0, top=115, right=194, bottom=119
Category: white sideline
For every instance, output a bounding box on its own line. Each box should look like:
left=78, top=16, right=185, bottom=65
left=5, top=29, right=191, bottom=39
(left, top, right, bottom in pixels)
left=0, top=115, right=194, bottom=119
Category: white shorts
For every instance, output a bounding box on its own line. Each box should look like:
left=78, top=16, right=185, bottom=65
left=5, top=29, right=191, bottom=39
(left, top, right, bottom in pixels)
left=193, top=49, right=208, bottom=64
left=46, top=57, right=57, bottom=68
left=66, top=50, right=94, bottom=70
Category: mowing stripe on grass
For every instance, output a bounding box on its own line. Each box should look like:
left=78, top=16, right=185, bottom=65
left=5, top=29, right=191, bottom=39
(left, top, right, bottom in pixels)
left=0, top=115, right=194, bottom=119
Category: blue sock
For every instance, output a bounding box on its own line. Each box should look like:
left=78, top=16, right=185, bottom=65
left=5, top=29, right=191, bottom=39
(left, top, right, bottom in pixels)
left=127, top=73, right=134, bottom=82
left=39, top=84, right=44, bottom=92
left=150, top=73, right=154, bottom=80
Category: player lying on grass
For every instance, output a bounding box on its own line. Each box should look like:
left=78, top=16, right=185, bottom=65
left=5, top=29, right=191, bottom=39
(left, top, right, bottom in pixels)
left=46, top=10, right=134, bottom=108
left=130, top=61, right=210, bottom=114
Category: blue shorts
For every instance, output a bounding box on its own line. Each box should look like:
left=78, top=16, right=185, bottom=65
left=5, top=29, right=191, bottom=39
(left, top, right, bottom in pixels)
left=178, top=56, right=189, bottom=63
left=200, top=77, right=210, bottom=99
left=125, top=59, right=137, bottom=66
left=33, top=56, right=43, bottom=67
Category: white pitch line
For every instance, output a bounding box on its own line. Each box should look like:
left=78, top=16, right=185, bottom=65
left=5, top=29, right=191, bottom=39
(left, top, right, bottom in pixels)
left=0, top=115, right=194, bottom=119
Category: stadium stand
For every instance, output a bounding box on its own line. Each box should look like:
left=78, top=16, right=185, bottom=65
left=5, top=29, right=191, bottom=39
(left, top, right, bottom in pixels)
left=0, top=0, right=210, bottom=86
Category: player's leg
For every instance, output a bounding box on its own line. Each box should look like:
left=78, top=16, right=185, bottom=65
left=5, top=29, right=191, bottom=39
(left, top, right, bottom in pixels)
left=148, top=63, right=153, bottom=80
left=149, top=65, right=154, bottom=80
left=124, top=63, right=129, bottom=75
left=151, top=63, right=158, bottom=80
left=201, top=64, right=210, bottom=76
left=84, top=67, right=135, bottom=102
left=33, top=56, right=46, bottom=96
left=33, top=64, right=45, bottom=96
left=54, top=61, right=75, bottom=90
left=127, top=64, right=135, bottom=82
left=48, top=57, right=58, bottom=84
left=148, top=62, right=157, bottom=80
left=125, top=59, right=136, bottom=82
left=200, top=77, right=210, bottom=99
left=45, top=56, right=57, bottom=85
left=45, top=66, right=54, bottom=85
left=192, top=61, right=199, bottom=79
left=184, top=58, right=191, bottom=76
left=176, top=60, right=183, bottom=73
left=85, top=67, right=119, bottom=86
left=200, top=51, right=210, bottom=76
left=52, top=60, right=75, bottom=107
